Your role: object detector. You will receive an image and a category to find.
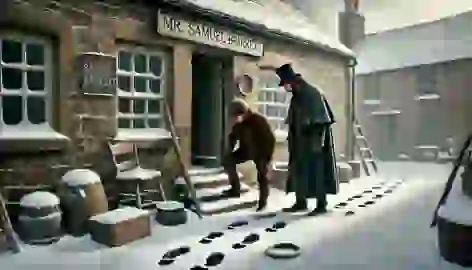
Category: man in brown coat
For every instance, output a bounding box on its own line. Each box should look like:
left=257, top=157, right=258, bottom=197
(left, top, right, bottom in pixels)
left=222, top=99, right=276, bottom=211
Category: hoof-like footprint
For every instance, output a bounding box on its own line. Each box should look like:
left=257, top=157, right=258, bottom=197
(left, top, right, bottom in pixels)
left=242, top=233, right=260, bottom=245
left=232, top=243, right=246, bottom=249
left=374, top=194, right=384, bottom=199
left=158, top=258, right=175, bottom=266
left=345, top=210, right=355, bottom=216
left=205, top=252, right=225, bottom=267
left=190, top=266, right=208, bottom=270
left=335, top=202, right=348, bottom=208
left=364, top=201, right=375, bottom=206
left=163, top=246, right=191, bottom=259
left=363, top=190, right=373, bottom=194
left=352, top=194, right=363, bottom=199
left=228, top=220, right=249, bottom=230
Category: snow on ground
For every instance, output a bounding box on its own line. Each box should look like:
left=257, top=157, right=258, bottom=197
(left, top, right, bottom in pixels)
left=0, top=162, right=469, bottom=270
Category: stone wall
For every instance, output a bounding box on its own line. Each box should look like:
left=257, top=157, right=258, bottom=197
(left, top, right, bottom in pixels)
left=356, top=59, right=472, bottom=160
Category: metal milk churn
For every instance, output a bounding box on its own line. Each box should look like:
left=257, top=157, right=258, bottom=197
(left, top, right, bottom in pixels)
left=18, top=191, right=63, bottom=245
left=173, top=176, right=189, bottom=202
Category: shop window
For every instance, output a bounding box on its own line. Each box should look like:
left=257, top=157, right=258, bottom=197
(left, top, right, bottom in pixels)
left=255, top=74, right=291, bottom=132
left=116, top=47, right=166, bottom=129
left=0, top=35, right=51, bottom=129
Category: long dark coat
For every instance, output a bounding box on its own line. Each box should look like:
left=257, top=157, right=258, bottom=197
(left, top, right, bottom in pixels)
left=285, top=77, right=339, bottom=197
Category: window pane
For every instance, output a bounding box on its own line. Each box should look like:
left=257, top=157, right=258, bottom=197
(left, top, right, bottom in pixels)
left=27, top=97, right=46, bottom=124
left=2, top=95, right=22, bottom=125
left=148, top=118, right=162, bottom=128
left=27, top=71, right=45, bottom=91
left=26, top=43, right=44, bottom=65
left=133, top=99, right=146, bottom=114
left=274, top=92, right=285, bottom=103
left=148, top=99, right=161, bottom=114
left=2, top=40, right=22, bottom=63
left=134, top=77, right=146, bottom=92
left=266, top=105, right=278, bottom=116
left=133, top=53, right=146, bottom=73
left=118, top=51, right=131, bottom=71
left=258, top=91, right=265, bottom=101
left=2, top=68, right=22, bottom=89
left=118, top=99, right=131, bottom=113
left=257, top=104, right=265, bottom=114
left=150, top=79, right=161, bottom=94
left=118, top=118, right=131, bottom=129
left=117, top=75, right=130, bottom=92
left=150, top=56, right=162, bottom=75
left=133, top=119, right=145, bottom=128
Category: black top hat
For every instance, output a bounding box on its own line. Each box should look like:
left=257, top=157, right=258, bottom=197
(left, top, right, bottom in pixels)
left=275, top=64, right=299, bottom=86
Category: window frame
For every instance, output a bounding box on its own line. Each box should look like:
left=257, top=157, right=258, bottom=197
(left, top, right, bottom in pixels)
left=0, top=33, right=54, bottom=132
left=255, top=74, right=291, bottom=133
left=115, top=44, right=167, bottom=131
left=415, top=65, right=438, bottom=95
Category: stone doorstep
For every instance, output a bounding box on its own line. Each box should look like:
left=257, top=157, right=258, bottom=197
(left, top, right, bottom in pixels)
left=192, top=172, right=244, bottom=189
left=200, top=189, right=259, bottom=216
left=196, top=183, right=251, bottom=202
left=188, top=167, right=224, bottom=177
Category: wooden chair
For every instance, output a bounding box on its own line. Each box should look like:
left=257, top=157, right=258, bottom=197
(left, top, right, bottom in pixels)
left=108, top=142, right=166, bottom=209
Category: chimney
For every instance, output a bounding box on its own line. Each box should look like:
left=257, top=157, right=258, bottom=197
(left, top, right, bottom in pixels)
left=338, top=0, right=365, bottom=48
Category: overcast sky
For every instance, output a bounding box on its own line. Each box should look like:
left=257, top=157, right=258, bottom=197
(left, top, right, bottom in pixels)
left=360, top=0, right=472, bottom=33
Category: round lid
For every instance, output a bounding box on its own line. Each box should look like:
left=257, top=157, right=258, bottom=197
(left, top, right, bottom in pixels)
left=155, top=201, right=184, bottom=211
left=265, top=242, right=301, bottom=259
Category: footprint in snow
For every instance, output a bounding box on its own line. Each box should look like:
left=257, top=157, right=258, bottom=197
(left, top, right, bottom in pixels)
left=373, top=194, right=384, bottom=199
left=162, top=246, right=191, bottom=259
left=363, top=190, right=373, bottom=194
left=158, top=258, right=175, bottom=266
left=190, top=266, right=208, bottom=270
left=345, top=210, right=355, bottom=216
left=265, top=221, right=287, bottom=232
left=364, top=200, right=375, bottom=206
left=334, top=202, right=348, bottom=208
left=232, top=243, right=246, bottom=249
left=242, top=233, right=260, bottom=245
left=228, top=220, right=249, bottom=230
left=205, top=252, right=225, bottom=267
left=352, top=194, right=363, bottom=199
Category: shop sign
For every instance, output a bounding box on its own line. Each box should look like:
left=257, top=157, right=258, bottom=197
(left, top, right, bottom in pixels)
left=157, top=10, right=264, bottom=57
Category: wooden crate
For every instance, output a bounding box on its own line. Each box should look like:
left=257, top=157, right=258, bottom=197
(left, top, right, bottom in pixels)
left=89, top=207, right=151, bottom=247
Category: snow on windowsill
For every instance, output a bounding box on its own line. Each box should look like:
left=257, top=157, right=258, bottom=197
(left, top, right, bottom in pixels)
left=363, top=99, right=381, bottom=105
left=0, top=123, right=69, bottom=141
left=371, top=110, right=401, bottom=116
left=114, top=128, right=172, bottom=142
left=414, top=93, right=440, bottom=101
left=438, top=176, right=472, bottom=225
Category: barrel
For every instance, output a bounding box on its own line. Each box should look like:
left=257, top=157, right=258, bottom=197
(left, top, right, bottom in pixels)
left=60, top=169, right=108, bottom=236
left=18, top=191, right=62, bottom=245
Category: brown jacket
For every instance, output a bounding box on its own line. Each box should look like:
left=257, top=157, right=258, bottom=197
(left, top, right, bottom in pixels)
left=228, top=111, right=275, bottom=162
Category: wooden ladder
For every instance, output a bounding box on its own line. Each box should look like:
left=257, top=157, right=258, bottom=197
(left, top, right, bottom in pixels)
left=353, top=119, right=378, bottom=176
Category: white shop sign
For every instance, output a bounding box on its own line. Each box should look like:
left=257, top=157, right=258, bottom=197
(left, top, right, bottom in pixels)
left=157, top=10, right=264, bottom=57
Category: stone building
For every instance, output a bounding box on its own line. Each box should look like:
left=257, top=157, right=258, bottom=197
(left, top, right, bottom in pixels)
left=0, top=0, right=354, bottom=213
left=354, top=11, right=472, bottom=161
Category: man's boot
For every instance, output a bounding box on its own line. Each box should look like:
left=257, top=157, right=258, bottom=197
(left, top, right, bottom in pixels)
left=282, top=199, right=308, bottom=212
left=222, top=188, right=240, bottom=198
left=308, top=198, right=328, bottom=216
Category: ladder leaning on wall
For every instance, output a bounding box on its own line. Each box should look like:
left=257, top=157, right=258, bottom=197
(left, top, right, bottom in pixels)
left=353, top=119, right=379, bottom=176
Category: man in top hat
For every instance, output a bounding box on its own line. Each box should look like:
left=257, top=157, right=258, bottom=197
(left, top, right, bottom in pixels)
left=222, top=98, right=275, bottom=211
left=275, top=63, right=339, bottom=215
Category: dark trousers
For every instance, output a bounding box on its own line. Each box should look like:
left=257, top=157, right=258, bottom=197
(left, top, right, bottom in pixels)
left=222, top=149, right=270, bottom=203
left=289, top=152, right=327, bottom=208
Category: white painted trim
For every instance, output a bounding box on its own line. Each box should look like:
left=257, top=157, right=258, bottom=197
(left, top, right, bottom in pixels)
left=0, top=33, right=65, bottom=140
left=115, top=45, right=167, bottom=130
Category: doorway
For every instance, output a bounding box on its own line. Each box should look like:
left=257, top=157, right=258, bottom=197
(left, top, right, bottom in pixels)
left=191, top=53, right=233, bottom=168
left=377, top=116, right=398, bottom=160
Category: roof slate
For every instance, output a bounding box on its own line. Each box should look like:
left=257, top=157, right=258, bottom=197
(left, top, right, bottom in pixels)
left=354, top=10, right=472, bottom=74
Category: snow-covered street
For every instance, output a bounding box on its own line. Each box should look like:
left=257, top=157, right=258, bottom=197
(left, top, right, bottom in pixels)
left=0, top=162, right=468, bottom=270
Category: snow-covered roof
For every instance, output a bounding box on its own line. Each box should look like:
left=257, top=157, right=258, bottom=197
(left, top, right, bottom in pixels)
left=164, top=0, right=354, bottom=57
left=355, top=10, right=472, bottom=75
